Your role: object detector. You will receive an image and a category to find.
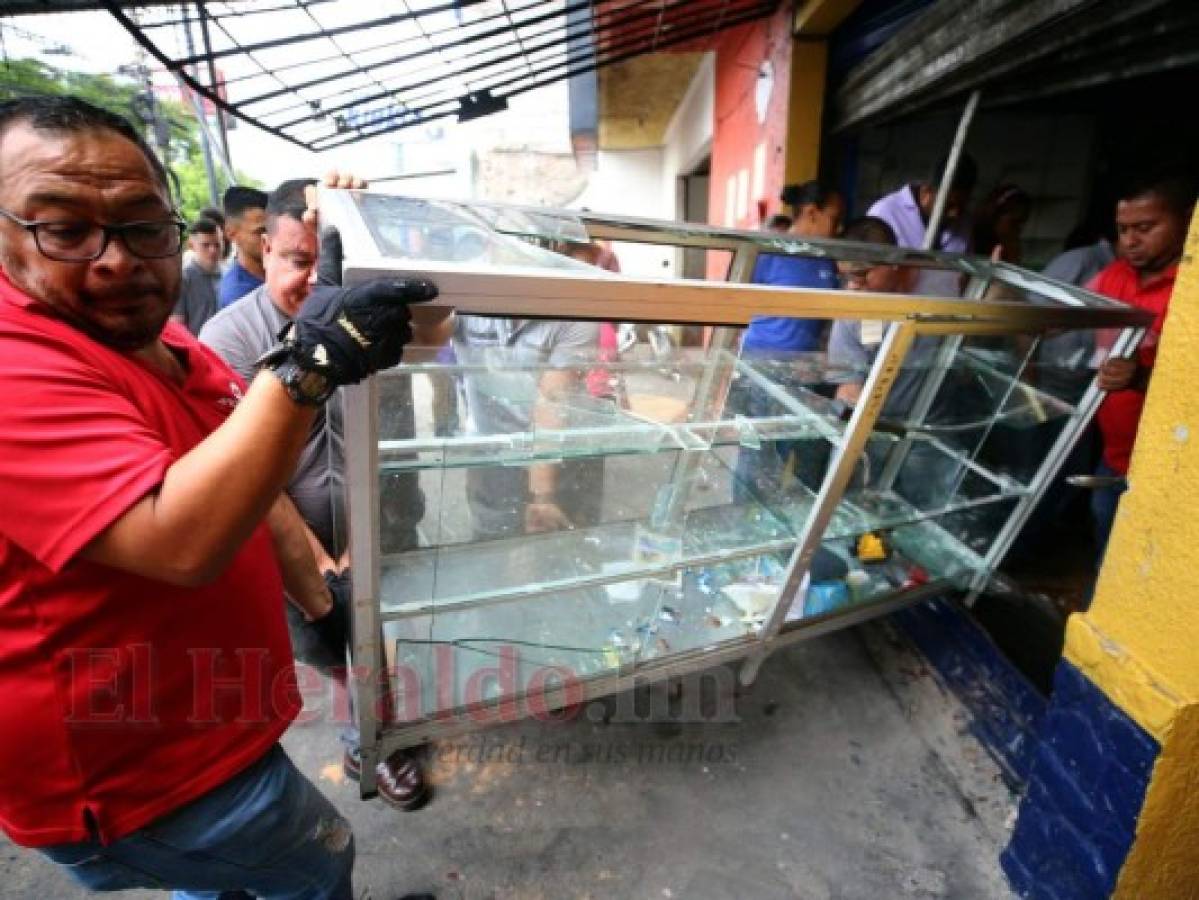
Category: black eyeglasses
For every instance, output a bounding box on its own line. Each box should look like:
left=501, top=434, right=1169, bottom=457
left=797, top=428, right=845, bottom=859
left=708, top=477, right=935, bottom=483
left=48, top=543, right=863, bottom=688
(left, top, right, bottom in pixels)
left=837, top=265, right=874, bottom=288
left=0, top=209, right=186, bottom=262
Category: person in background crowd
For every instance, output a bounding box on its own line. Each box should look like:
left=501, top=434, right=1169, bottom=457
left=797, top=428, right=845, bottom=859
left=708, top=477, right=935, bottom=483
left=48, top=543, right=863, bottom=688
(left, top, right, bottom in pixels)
left=972, top=183, right=1032, bottom=264
left=1007, top=215, right=1118, bottom=572
left=560, top=238, right=624, bottom=402
left=779, top=182, right=809, bottom=221
left=827, top=216, right=962, bottom=508
left=0, top=94, right=434, bottom=900
left=868, top=153, right=977, bottom=296
left=730, top=180, right=844, bottom=500
left=743, top=180, right=844, bottom=354
left=201, top=179, right=432, bottom=811
left=828, top=216, right=921, bottom=413
left=181, top=206, right=225, bottom=271
left=218, top=184, right=268, bottom=307
left=170, top=217, right=222, bottom=335
left=1089, top=169, right=1196, bottom=560
left=766, top=213, right=793, bottom=233
left=449, top=306, right=601, bottom=538
left=198, top=204, right=231, bottom=264
left=1032, top=212, right=1118, bottom=402
left=1047, top=225, right=1117, bottom=287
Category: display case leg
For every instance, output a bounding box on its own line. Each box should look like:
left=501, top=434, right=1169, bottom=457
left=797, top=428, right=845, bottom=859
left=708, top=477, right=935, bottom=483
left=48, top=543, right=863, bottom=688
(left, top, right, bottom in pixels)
left=738, top=654, right=763, bottom=688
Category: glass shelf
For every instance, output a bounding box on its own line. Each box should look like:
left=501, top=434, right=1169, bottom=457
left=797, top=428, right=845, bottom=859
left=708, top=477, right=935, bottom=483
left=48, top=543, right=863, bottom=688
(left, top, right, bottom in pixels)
left=378, top=442, right=1025, bottom=619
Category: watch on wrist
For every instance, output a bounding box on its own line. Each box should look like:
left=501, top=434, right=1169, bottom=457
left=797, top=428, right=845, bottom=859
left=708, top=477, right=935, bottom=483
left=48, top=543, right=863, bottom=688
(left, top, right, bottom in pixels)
left=273, top=360, right=335, bottom=406
left=255, top=343, right=334, bottom=406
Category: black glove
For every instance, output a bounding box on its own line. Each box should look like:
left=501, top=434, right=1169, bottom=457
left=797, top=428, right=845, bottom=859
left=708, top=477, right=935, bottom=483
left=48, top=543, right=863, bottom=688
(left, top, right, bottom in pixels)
left=305, top=570, right=352, bottom=668
left=316, top=226, right=344, bottom=287
left=284, top=278, right=438, bottom=386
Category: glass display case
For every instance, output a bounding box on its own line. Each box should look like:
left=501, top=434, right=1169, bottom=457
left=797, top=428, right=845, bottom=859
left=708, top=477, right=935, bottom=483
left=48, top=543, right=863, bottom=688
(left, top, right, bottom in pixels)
left=320, top=190, right=1150, bottom=797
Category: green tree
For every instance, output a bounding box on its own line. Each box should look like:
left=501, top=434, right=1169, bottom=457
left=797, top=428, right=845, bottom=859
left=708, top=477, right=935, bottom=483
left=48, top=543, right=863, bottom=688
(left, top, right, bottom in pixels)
left=0, top=56, right=259, bottom=221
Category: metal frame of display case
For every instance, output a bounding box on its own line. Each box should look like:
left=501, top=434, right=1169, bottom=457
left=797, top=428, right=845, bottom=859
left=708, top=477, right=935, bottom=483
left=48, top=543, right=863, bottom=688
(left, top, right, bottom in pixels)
left=323, top=191, right=1149, bottom=797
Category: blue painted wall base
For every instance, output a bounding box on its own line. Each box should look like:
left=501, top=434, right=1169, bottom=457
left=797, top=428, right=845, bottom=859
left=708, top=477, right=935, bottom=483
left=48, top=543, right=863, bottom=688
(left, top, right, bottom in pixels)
left=894, top=597, right=1047, bottom=785
left=1000, top=662, right=1157, bottom=900
left=892, top=598, right=1159, bottom=899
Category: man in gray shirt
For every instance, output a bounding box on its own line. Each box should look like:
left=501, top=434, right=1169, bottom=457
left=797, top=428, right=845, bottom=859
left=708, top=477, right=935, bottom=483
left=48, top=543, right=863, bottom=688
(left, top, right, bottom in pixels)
left=201, top=226, right=345, bottom=563
left=171, top=217, right=222, bottom=335
left=200, top=181, right=430, bottom=811
left=452, top=315, right=602, bottom=538
left=827, top=216, right=940, bottom=419
left=1036, top=237, right=1115, bottom=400
left=827, top=216, right=952, bottom=509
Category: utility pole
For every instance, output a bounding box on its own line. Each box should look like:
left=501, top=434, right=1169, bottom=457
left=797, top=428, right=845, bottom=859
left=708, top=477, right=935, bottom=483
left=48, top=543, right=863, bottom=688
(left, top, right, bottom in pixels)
left=181, top=6, right=220, bottom=207
left=122, top=63, right=167, bottom=156
left=196, top=1, right=232, bottom=172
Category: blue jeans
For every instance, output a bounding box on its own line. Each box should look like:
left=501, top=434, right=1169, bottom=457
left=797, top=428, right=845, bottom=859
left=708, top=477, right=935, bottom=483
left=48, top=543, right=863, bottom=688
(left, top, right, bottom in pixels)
left=39, top=745, right=354, bottom=899
left=727, top=374, right=831, bottom=504
left=1091, top=460, right=1127, bottom=566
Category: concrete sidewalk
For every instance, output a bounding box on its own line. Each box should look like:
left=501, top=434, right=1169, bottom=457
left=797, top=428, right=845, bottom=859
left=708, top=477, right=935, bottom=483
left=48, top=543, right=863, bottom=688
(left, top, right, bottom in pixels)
left=2, top=619, right=1016, bottom=900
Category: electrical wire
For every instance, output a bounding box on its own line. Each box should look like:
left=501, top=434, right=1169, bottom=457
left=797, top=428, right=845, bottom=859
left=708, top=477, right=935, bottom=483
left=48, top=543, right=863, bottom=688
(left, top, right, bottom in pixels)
left=107, top=0, right=774, bottom=150
left=394, top=637, right=608, bottom=663
left=312, top=1, right=774, bottom=150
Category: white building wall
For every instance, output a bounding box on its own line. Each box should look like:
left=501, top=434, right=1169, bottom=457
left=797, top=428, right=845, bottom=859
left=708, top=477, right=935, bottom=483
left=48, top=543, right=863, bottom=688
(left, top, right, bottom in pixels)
left=661, top=53, right=715, bottom=220
left=574, top=53, right=716, bottom=278
left=573, top=147, right=669, bottom=277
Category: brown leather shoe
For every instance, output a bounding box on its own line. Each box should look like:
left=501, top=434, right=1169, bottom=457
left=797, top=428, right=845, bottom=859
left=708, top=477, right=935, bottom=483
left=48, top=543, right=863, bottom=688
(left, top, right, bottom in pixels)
left=343, top=748, right=430, bottom=811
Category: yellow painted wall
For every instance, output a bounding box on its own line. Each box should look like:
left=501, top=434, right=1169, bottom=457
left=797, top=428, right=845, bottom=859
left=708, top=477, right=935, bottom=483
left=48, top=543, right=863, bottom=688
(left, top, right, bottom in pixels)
left=1113, top=704, right=1199, bottom=896
left=1063, top=209, right=1199, bottom=896
left=793, top=0, right=865, bottom=36
left=1065, top=210, right=1199, bottom=733
left=784, top=40, right=828, bottom=186
left=786, top=0, right=862, bottom=184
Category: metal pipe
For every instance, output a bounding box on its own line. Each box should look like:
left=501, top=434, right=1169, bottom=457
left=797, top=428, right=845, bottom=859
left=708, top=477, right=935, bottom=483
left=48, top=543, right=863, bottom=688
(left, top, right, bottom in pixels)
left=922, top=89, right=980, bottom=253
left=181, top=10, right=219, bottom=205
left=196, top=2, right=232, bottom=172
left=740, top=321, right=919, bottom=686
left=344, top=378, right=385, bottom=798
left=176, top=0, right=488, bottom=67
left=312, top=3, right=774, bottom=150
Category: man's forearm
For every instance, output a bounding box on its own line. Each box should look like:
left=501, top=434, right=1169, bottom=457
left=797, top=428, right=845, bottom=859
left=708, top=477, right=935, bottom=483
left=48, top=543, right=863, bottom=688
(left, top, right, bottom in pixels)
left=82, top=372, right=318, bottom=585
left=268, top=494, right=334, bottom=621
left=835, top=382, right=864, bottom=406
left=528, top=368, right=577, bottom=498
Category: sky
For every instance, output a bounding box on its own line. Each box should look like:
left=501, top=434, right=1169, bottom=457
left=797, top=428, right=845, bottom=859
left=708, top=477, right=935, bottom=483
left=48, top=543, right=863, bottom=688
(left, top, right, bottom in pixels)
left=2, top=10, right=320, bottom=182
left=0, top=7, right=572, bottom=193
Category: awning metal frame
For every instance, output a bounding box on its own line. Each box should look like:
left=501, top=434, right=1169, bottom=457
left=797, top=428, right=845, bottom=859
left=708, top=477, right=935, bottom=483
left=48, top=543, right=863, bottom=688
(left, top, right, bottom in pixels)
left=98, top=0, right=777, bottom=151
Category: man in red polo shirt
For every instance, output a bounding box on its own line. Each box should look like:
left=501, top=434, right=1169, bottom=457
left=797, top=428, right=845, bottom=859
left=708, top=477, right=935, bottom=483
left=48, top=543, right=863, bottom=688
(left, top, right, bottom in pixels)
left=0, top=96, right=434, bottom=898
left=1091, top=170, right=1196, bottom=560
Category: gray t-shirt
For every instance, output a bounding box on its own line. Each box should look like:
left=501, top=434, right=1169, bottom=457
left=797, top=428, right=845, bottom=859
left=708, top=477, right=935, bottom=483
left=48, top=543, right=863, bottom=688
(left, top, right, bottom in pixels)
left=452, top=316, right=600, bottom=435
left=826, top=321, right=942, bottom=418
left=1041, top=240, right=1114, bottom=288
left=452, top=317, right=601, bottom=538
left=173, top=260, right=220, bottom=337
left=199, top=284, right=346, bottom=555
left=1035, top=240, right=1114, bottom=400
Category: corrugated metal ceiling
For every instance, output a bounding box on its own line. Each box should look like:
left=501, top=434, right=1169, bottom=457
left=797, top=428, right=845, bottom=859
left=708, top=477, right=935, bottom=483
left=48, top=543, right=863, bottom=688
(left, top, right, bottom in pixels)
left=832, top=0, right=1199, bottom=131
left=86, top=0, right=777, bottom=150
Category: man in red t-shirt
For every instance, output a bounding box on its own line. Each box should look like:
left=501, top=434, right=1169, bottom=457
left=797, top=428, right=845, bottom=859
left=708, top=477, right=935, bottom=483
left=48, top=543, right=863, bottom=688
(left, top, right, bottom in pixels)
left=1090, top=171, right=1195, bottom=560
left=0, top=96, right=434, bottom=898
